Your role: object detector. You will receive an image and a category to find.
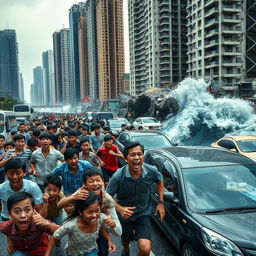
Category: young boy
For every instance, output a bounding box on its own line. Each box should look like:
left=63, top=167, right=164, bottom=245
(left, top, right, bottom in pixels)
left=0, top=192, right=59, bottom=255
left=0, top=158, right=44, bottom=221
left=79, top=137, right=100, bottom=168
left=40, top=175, right=65, bottom=225
left=97, top=135, right=123, bottom=185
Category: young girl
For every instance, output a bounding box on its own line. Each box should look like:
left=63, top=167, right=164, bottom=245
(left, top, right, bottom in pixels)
left=45, top=192, right=116, bottom=256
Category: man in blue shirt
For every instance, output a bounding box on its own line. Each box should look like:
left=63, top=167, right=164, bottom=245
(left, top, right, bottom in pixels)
left=51, top=148, right=92, bottom=195
left=0, top=158, right=43, bottom=221
left=106, top=142, right=165, bottom=256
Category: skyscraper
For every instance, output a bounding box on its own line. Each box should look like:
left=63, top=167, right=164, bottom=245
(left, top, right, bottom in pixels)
left=31, top=66, right=44, bottom=105
left=0, top=29, right=20, bottom=100
left=85, top=0, right=98, bottom=101
left=53, top=29, right=72, bottom=104
left=96, top=0, right=125, bottom=101
left=69, top=2, right=86, bottom=104
left=128, top=0, right=187, bottom=96
left=19, top=73, right=25, bottom=103
left=42, top=50, right=55, bottom=104
left=186, top=0, right=245, bottom=90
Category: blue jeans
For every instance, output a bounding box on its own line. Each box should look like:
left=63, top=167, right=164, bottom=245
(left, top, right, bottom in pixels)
left=67, top=249, right=98, bottom=256
left=10, top=251, right=28, bottom=256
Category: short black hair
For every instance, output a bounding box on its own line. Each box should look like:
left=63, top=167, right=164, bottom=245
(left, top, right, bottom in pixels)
left=121, top=124, right=126, bottom=128
left=103, top=126, right=110, bottom=131
left=79, top=137, right=90, bottom=144
left=64, top=126, right=71, bottom=132
left=47, top=125, right=53, bottom=130
left=68, top=130, right=78, bottom=137
left=93, top=123, right=101, bottom=130
left=129, top=125, right=135, bottom=130
left=11, top=131, right=17, bottom=136
left=83, top=167, right=103, bottom=182
left=0, top=135, right=5, bottom=140
left=64, top=147, right=79, bottom=161
left=32, top=129, right=41, bottom=137
left=138, top=126, right=143, bottom=130
left=104, top=135, right=113, bottom=141
left=27, top=138, right=37, bottom=147
left=61, top=132, right=69, bottom=138
left=13, top=134, right=25, bottom=142
left=4, top=141, right=15, bottom=149
left=4, top=158, right=26, bottom=173
left=39, top=132, right=52, bottom=140
left=123, top=141, right=144, bottom=158
left=7, top=192, right=35, bottom=212
left=19, top=123, right=26, bottom=127
left=44, top=175, right=62, bottom=190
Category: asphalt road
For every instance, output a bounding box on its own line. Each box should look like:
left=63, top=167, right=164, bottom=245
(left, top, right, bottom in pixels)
left=0, top=220, right=179, bottom=256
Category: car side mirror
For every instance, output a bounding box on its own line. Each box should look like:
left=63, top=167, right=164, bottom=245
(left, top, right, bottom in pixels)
left=163, top=191, right=174, bottom=202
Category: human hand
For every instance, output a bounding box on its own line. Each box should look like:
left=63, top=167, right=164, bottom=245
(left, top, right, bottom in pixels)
left=10, top=152, right=17, bottom=158
left=33, top=210, right=50, bottom=227
left=155, top=203, right=165, bottom=221
left=108, top=150, right=115, bottom=155
left=103, top=215, right=116, bottom=228
left=119, top=206, right=136, bottom=219
left=71, top=187, right=89, bottom=200
left=42, top=193, right=49, bottom=204
left=33, top=171, right=40, bottom=176
left=108, top=240, right=116, bottom=253
left=7, top=238, right=14, bottom=254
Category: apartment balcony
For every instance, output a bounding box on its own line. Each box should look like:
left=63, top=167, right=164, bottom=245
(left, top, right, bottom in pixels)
left=205, top=17, right=219, bottom=28
left=223, top=50, right=241, bottom=56
left=159, top=1, right=169, bottom=8
left=205, top=7, right=219, bottom=18
left=205, top=49, right=219, bottom=58
left=204, top=0, right=218, bottom=8
left=222, top=61, right=243, bottom=67
left=222, top=16, right=240, bottom=23
left=222, top=27, right=242, bottom=34
left=159, top=18, right=170, bottom=25
left=159, top=26, right=170, bottom=33
left=160, top=59, right=171, bottom=65
left=205, top=60, right=219, bottom=68
left=205, top=39, right=219, bottom=48
left=160, top=38, right=170, bottom=45
left=222, top=4, right=241, bottom=13
left=205, top=28, right=219, bottom=38
left=222, top=38, right=241, bottom=45
left=222, top=73, right=241, bottom=78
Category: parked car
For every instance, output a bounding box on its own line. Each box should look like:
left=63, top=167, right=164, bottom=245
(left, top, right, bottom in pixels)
left=115, top=131, right=173, bottom=166
left=133, top=117, right=162, bottom=130
left=144, top=146, right=256, bottom=256
left=211, top=135, right=256, bottom=161
left=106, top=118, right=130, bottom=132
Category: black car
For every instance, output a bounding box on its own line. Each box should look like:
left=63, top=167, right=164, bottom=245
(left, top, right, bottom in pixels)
left=144, top=146, right=256, bottom=256
left=115, top=131, right=173, bottom=166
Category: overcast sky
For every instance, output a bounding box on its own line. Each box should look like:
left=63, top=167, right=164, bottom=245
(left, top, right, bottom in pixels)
left=0, top=0, right=129, bottom=102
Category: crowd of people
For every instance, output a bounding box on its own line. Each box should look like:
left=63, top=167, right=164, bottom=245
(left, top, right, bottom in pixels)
left=0, top=114, right=165, bottom=256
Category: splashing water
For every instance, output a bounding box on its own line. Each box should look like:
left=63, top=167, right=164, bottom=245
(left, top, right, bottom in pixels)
left=162, top=78, right=256, bottom=146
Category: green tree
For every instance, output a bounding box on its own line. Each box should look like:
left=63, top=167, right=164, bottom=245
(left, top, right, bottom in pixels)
left=0, top=96, right=21, bottom=111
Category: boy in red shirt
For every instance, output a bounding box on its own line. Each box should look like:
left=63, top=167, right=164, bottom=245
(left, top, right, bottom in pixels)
left=97, top=135, right=123, bottom=186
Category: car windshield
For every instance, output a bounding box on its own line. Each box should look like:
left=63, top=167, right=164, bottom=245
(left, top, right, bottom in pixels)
left=236, top=140, right=256, bottom=153
left=108, top=120, right=124, bottom=128
left=0, top=114, right=4, bottom=133
left=183, top=164, right=256, bottom=213
left=131, top=134, right=171, bottom=149
left=142, top=118, right=158, bottom=124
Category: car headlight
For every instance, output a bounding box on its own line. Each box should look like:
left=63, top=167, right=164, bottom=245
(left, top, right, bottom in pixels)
left=201, top=227, right=243, bottom=256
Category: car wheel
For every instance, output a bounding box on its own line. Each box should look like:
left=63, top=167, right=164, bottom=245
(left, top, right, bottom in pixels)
left=182, top=243, right=197, bottom=256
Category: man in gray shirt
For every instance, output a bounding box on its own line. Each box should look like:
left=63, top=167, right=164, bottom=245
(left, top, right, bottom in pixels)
left=106, top=141, right=165, bottom=256
left=30, top=132, right=64, bottom=191
left=89, top=123, right=104, bottom=152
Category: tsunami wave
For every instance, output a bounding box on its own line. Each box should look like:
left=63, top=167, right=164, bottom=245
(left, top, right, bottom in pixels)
left=163, top=78, right=256, bottom=146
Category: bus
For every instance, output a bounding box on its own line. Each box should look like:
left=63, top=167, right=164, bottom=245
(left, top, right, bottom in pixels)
left=13, top=104, right=34, bottom=122
left=0, top=110, right=17, bottom=140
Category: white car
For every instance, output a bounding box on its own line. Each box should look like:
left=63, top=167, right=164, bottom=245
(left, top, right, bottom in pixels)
left=133, top=117, right=162, bottom=130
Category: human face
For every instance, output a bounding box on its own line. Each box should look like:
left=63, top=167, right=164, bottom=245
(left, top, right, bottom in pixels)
left=40, top=137, right=51, bottom=148
left=28, top=146, right=37, bottom=152
left=66, top=154, right=79, bottom=170
left=125, top=145, right=144, bottom=174
left=81, top=129, right=88, bottom=136
left=6, top=168, right=25, bottom=191
left=0, top=138, right=5, bottom=148
left=95, top=128, right=100, bottom=136
left=64, top=203, right=75, bottom=215
left=81, top=141, right=90, bottom=152
left=5, top=145, right=14, bottom=152
left=105, top=139, right=113, bottom=148
left=80, top=202, right=101, bottom=225
left=15, top=139, right=25, bottom=150
left=45, top=184, right=60, bottom=202
left=84, top=175, right=104, bottom=196
left=9, top=198, right=34, bottom=231
left=19, top=125, right=26, bottom=133
left=68, top=135, right=77, bottom=145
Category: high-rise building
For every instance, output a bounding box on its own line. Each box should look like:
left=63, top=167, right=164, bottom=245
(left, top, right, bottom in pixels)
left=53, top=29, right=72, bottom=104
left=129, top=0, right=187, bottom=96
left=42, top=50, right=55, bottom=104
left=96, top=0, right=125, bottom=101
left=69, top=2, right=86, bottom=104
left=85, top=0, right=98, bottom=100
left=19, top=73, right=25, bottom=103
left=186, top=0, right=245, bottom=89
left=78, top=16, right=89, bottom=100
left=0, top=29, right=20, bottom=100
left=31, top=66, right=44, bottom=105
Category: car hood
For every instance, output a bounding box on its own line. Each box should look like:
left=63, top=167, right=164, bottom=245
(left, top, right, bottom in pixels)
left=242, top=152, right=256, bottom=161
left=143, top=123, right=161, bottom=126
left=192, top=211, right=256, bottom=248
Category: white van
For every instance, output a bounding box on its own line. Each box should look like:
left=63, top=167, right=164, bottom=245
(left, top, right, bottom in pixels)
left=13, top=104, right=34, bottom=122
left=0, top=110, right=17, bottom=140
